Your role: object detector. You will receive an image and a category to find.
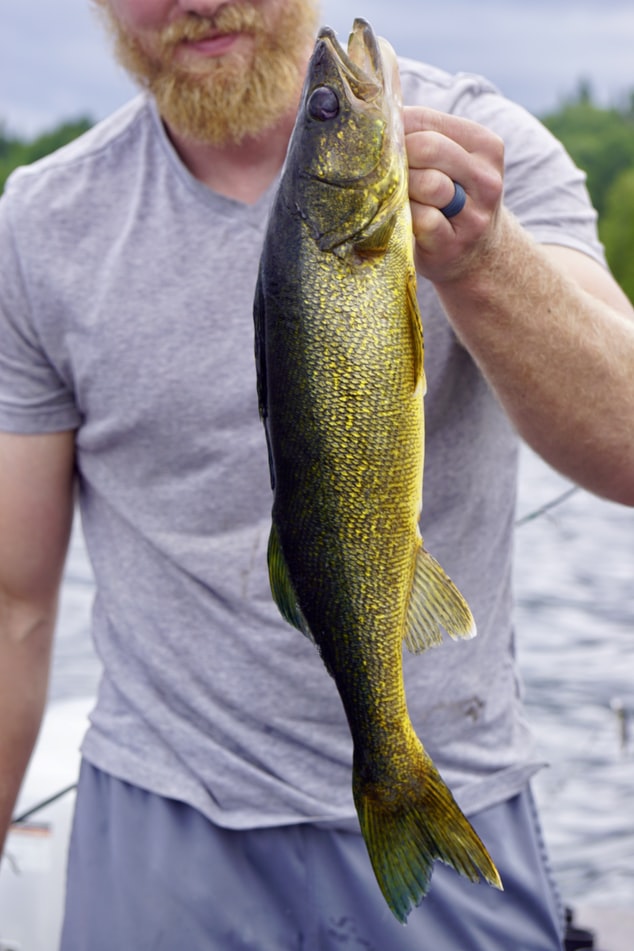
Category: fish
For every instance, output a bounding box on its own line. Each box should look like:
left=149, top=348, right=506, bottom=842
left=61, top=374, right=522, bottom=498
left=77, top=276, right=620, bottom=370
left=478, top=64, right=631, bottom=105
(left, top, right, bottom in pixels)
left=253, top=17, right=503, bottom=923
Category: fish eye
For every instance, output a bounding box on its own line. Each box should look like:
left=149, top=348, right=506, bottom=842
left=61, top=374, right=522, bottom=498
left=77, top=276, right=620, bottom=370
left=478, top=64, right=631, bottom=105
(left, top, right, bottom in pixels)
left=307, top=86, right=340, bottom=121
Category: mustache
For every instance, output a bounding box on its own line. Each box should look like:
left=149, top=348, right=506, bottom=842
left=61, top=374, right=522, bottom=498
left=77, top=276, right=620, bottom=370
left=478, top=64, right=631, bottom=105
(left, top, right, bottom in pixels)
left=159, top=3, right=264, bottom=49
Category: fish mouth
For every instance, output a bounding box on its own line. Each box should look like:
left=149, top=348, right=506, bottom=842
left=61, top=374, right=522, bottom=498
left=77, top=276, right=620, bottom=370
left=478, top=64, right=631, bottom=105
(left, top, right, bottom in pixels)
left=315, top=18, right=383, bottom=104
left=314, top=18, right=401, bottom=113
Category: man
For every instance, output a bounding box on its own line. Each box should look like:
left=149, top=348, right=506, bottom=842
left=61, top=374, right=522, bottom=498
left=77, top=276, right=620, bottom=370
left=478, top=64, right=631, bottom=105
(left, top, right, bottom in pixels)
left=1, top=1, right=632, bottom=948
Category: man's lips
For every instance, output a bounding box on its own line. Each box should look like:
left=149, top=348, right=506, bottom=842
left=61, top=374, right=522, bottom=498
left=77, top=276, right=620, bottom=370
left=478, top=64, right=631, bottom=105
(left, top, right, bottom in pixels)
left=178, top=31, right=245, bottom=57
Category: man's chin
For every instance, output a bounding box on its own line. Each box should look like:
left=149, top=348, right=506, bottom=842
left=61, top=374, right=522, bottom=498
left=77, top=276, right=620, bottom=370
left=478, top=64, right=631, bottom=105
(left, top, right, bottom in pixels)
left=152, top=68, right=299, bottom=146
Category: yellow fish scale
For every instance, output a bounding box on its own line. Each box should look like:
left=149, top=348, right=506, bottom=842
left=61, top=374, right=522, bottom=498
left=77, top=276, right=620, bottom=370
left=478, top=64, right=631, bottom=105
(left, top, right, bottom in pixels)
left=268, top=207, right=422, bottom=756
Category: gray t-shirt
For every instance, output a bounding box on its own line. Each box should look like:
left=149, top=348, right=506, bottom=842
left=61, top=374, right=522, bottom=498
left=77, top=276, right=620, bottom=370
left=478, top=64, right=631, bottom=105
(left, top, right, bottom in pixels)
left=0, top=60, right=604, bottom=827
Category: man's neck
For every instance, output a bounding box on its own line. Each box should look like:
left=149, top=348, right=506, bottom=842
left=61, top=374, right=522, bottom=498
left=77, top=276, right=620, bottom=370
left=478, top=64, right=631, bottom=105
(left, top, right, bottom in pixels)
left=165, top=108, right=297, bottom=205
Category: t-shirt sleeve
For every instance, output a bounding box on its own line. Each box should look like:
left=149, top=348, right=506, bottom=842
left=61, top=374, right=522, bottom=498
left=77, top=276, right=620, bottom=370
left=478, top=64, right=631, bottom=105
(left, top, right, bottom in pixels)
left=0, top=181, right=81, bottom=434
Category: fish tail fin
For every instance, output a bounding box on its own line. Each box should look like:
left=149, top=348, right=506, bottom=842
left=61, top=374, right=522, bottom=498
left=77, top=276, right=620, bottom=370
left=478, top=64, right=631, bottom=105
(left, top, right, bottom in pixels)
left=353, top=747, right=502, bottom=923
left=405, top=544, right=476, bottom=653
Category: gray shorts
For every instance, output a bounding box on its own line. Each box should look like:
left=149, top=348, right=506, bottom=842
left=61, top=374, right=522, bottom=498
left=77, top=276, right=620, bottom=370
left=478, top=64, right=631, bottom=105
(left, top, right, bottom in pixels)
left=61, top=762, right=564, bottom=950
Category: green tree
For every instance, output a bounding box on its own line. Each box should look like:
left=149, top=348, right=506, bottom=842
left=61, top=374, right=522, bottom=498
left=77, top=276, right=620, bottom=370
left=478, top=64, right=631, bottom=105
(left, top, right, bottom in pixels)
left=600, top=167, right=634, bottom=302
left=0, top=117, right=93, bottom=193
left=542, top=98, right=634, bottom=217
left=542, top=86, right=634, bottom=304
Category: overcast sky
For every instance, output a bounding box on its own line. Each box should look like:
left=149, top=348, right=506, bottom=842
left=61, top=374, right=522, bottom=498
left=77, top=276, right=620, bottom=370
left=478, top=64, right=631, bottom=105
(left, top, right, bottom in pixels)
left=2, top=0, right=633, bottom=137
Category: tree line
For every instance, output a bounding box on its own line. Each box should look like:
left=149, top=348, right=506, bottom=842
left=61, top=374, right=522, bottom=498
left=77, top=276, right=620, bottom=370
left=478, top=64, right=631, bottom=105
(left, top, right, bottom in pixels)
left=0, top=118, right=92, bottom=193
left=1, top=85, right=633, bottom=300
left=542, top=83, right=634, bottom=302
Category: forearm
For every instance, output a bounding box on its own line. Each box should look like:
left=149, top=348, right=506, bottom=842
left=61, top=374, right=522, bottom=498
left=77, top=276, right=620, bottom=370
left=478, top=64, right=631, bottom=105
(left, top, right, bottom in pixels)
left=0, top=430, right=76, bottom=854
left=0, top=601, right=56, bottom=855
left=434, top=210, right=634, bottom=505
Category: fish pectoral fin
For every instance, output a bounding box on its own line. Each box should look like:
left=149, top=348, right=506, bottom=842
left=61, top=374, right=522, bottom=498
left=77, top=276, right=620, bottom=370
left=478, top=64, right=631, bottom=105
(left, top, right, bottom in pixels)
left=406, top=269, right=426, bottom=394
left=267, top=523, right=315, bottom=642
left=353, top=214, right=397, bottom=256
left=405, top=545, right=477, bottom=653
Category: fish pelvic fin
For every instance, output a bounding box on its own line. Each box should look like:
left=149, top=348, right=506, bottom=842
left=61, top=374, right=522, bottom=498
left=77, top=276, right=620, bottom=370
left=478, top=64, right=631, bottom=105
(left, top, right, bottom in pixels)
left=353, top=748, right=503, bottom=923
left=267, top=522, right=314, bottom=642
left=405, top=544, right=477, bottom=654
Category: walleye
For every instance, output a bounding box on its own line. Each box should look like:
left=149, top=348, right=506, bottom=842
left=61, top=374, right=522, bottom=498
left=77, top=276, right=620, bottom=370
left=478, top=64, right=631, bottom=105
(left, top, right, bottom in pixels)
left=253, top=18, right=502, bottom=922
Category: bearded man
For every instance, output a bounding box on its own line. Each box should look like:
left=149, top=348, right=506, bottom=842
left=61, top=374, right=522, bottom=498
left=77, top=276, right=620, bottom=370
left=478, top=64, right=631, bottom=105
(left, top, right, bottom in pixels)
left=1, top=2, right=633, bottom=949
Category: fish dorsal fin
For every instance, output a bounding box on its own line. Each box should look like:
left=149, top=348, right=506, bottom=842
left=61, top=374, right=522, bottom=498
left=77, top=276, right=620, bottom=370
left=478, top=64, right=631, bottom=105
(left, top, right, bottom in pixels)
left=406, top=269, right=426, bottom=395
left=405, top=544, right=476, bottom=653
left=253, top=270, right=276, bottom=490
left=267, top=523, right=315, bottom=643
left=253, top=269, right=267, bottom=420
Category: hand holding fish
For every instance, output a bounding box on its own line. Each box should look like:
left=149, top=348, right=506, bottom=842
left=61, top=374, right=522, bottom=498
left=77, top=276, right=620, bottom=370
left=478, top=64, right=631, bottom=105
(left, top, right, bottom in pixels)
left=404, top=106, right=505, bottom=283
left=406, top=109, right=634, bottom=506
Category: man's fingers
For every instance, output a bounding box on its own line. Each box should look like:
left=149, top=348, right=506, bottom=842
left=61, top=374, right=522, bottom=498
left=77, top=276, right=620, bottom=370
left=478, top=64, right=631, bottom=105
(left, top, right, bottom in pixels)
left=403, top=105, right=502, bottom=158
left=402, top=105, right=505, bottom=282
left=409, top=167, right=458, bottom=212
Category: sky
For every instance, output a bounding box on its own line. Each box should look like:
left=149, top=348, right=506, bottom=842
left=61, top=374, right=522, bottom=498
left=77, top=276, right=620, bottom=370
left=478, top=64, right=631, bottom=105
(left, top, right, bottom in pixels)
left=2, top=0, right=634, bottom=137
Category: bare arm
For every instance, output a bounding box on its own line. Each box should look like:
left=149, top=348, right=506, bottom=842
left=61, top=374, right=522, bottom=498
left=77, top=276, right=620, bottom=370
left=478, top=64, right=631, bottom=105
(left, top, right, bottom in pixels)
left=0, top=430, right=75, bottom=855
left=404, top=107, right=634, bottom=505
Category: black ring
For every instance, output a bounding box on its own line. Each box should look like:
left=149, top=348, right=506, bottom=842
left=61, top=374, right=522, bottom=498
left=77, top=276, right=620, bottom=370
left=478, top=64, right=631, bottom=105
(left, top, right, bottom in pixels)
left=440, top=182, right=467, bottom=219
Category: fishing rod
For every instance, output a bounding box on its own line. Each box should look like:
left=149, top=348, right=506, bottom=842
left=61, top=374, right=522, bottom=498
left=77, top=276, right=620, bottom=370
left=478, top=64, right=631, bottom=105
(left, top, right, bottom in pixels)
left=515, top=486, right=580, bottom=527
left=10, top=784, right=77, bottom=826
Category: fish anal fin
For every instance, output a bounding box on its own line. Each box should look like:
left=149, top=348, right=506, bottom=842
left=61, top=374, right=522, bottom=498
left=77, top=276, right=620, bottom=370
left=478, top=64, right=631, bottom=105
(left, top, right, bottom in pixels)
left=353, top=744, right=503, bottom=923
left=405, top=544, right=476, bottom=653
left=267, top=523, right=314, bottom=642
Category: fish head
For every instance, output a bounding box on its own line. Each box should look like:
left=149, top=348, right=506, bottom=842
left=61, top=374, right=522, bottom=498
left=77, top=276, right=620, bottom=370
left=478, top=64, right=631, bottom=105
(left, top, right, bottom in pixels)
left=284, top=18, right=407, bottom=254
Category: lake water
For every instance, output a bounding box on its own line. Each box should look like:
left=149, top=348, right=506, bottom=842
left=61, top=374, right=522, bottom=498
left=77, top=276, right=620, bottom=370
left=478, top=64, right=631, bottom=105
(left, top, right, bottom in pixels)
left=514, top=447, right=634, bottom=909
left=48, top=444, right=634, bottom=910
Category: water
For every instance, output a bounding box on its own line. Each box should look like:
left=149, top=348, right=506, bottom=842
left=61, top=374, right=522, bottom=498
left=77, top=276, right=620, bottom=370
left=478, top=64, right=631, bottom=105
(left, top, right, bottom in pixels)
left=514, top=447, right=634, bottom=908
left=48, top=445, right=634, bottom=909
